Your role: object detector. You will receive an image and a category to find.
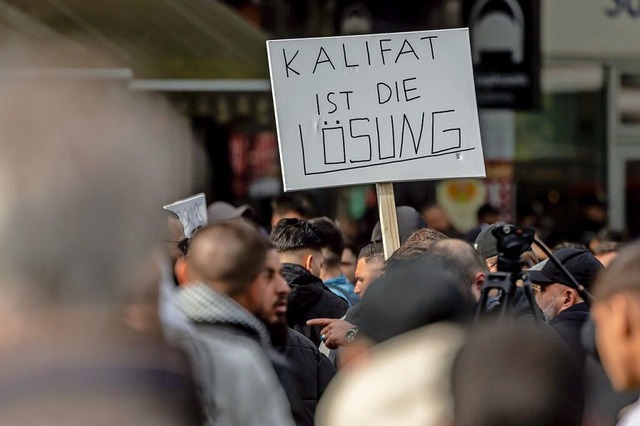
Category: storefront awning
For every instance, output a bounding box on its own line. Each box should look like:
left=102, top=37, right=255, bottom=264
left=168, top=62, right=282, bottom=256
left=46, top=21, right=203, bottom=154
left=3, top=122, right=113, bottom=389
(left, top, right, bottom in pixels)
left=0, top=0, right=271, bottom=79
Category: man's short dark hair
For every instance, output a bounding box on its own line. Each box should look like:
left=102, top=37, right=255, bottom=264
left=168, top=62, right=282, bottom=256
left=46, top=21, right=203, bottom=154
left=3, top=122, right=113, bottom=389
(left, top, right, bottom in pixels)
left=429, top=239, right=488, bottom=291
left=386, top=228, right=448, bottom=266
left=269, top=218, right=323, bottom=253
left=593, top=240, right=619, bottom=256
left=358, top=242, right=385, bottom=264
left=343, top=240, right=360, bottom=257
left=189, top=221, right=270, bottom=295
left=553, top=241, right=587, bottom=252
left=477, top=203, right=500, bottom=221
left=309, top=217, right=344, bottom=268
left=271, top=193, right=315, bottom=218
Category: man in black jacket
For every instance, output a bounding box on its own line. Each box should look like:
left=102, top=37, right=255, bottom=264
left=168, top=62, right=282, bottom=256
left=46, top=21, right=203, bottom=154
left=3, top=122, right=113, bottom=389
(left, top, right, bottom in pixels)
left=270, top=218, right=349, bottom=346
left=266, top=320, right=336, bottom=425
left=529, top=248, right=603, bottom=355
left=529, top=248, right=637, bottom=425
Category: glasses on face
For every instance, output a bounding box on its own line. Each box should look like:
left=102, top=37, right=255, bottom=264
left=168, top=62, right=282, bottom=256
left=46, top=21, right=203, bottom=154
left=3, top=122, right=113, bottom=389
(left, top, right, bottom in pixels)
left=531, top=283, right=542, bottom=295
left=165, top=237, right=190, bottom=256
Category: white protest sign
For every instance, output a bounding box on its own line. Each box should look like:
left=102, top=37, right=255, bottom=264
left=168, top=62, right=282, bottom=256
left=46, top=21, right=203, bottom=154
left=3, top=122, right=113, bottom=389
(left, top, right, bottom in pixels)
left=163, top=193, right=208, bottom=238
left=267, top=28, right=486, bottom=191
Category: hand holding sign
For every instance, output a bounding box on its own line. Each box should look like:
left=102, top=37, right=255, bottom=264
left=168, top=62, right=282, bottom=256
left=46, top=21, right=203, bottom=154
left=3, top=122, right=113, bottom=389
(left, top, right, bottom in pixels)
left=268, top=28, right=485, bottom=257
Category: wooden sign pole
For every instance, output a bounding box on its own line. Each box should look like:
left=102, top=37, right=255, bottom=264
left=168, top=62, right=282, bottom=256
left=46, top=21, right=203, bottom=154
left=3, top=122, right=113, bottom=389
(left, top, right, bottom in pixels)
left=376, top=182, right=400, bottom=260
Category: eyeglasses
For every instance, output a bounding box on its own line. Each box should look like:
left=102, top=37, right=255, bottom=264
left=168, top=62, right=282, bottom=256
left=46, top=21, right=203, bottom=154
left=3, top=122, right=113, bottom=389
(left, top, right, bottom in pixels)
left=531, top=284, right=542, bottom=295
left=165, top=237, right=190, bottom=256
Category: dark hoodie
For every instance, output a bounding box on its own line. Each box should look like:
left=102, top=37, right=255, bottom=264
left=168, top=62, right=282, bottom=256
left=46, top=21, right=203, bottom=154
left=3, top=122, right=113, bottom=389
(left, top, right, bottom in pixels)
left=282, top=263, right=349, bottom=346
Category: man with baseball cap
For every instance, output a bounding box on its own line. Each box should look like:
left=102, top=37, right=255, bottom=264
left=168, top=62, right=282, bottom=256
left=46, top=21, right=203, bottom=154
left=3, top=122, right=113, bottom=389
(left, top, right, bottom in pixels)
left=531, top=249, right=638, bottom=424
left=528, top=248, right=603, bottom=352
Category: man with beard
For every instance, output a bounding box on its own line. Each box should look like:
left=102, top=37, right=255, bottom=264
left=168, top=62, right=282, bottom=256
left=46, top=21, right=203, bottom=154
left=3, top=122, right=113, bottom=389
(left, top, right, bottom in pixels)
left=529, top=248, right=603, bottom=352
left=270, top=218, right=349, bottom=347
left=265, top=307, right=336, bottom=425
left=530, top=247, right=640, bottom=424
left=177, top=221, right=294, bottom=426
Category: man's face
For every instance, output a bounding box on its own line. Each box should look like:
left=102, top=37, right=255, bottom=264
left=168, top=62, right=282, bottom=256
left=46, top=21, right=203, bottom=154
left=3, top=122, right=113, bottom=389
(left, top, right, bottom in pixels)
left=423, top=206, right=451, bottom=233
left=341, top=248, right=357, bottom=284
left=252, top=249, right=291, bottom=324
left=354, top=258, right=385, bottom=296
left=485, top=256, right=499, bottom=273
left=534, top=283, right=566, bottom=321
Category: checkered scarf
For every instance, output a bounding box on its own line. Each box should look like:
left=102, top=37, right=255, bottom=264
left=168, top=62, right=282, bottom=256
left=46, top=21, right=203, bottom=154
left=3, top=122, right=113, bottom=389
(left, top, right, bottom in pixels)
left=177, top=282, right=270, bottom=346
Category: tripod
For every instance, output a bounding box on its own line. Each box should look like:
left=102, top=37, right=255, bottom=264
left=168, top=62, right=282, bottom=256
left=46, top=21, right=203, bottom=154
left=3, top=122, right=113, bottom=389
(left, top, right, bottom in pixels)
left=475, top=255, right=543, bottom=324
left=474, top=224, right=594, bottom=323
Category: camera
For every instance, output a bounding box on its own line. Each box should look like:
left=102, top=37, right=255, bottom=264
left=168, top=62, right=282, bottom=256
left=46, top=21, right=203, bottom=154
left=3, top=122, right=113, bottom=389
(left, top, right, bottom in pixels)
left=475, top=224, right=542, bottom=323
left=492, top=224, right=535, bottom=273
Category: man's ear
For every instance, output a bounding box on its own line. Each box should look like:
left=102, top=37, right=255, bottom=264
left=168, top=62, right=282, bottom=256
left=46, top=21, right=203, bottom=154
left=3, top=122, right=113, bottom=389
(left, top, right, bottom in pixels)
left=474, top=272, right=486, bottom=289
left=472, top=272, right=486, bottom=299
left=303, top=253, right=314, bottom=273
left=563, top=288, right=578, bottom=308
left=175, top=257, right=189, bottom=286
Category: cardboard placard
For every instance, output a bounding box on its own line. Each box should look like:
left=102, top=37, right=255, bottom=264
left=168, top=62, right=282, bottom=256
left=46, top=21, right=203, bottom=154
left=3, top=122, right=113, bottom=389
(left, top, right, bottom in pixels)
left=267, top=28, right=486, bottom=192
left=163, top=193, right=208, bottom=238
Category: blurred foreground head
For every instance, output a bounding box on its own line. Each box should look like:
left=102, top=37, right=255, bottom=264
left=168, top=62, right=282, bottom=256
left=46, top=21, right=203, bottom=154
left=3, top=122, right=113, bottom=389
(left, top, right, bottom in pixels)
left=453, top=323, right=583, bottom=426
left=0, top=43, right=190, bottom=333
left=0, top=41, right=198, bottom=425
left=592, top=241, right=640, bottom=391
left=356, top=254, right=475, bottom=344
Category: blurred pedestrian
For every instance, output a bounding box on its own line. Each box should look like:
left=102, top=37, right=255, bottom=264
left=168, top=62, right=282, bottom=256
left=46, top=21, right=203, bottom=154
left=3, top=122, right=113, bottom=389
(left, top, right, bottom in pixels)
left=340, top=241, right=359, bottom=286
left=420, top=202, right=461, bottom=237
left=0, top=46, right=199, bottom=424
left=453, top=323, right=584, bottom=426
left=464, top=203, right=500, bottom=244
left=271, top=193, right=315, bottom=228
left=310, top=217, right=359, bottom=306
left=370, top=205, right=428, bottom=244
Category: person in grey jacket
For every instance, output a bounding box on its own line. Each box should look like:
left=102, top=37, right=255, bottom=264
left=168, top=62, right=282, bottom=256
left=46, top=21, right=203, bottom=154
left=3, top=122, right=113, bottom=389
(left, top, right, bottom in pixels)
left=177, top=221, right=295, bottom=426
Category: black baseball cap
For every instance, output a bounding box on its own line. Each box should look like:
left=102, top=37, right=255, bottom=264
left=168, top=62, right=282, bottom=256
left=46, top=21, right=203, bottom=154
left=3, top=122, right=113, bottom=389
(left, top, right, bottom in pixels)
left=527, top=248, right=604, bottom=290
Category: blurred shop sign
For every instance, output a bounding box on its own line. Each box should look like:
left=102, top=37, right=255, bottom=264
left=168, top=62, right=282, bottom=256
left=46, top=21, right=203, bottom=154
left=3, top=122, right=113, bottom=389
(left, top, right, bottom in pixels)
left=463, top=0, right=541, bottom=110
left=437, top=179, right=487, bottom=232
left=544, top=0, right=640, bottom=60
left=478, top=109, right=515, bottom=160
left=479, top=110, right=515, bottom=221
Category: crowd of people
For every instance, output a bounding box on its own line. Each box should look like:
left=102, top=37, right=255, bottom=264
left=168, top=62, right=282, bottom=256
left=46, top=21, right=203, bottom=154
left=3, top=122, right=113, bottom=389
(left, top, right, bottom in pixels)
left=159, top=190, right=640, bottom=426
left=3, top=47, right=640, bottom=426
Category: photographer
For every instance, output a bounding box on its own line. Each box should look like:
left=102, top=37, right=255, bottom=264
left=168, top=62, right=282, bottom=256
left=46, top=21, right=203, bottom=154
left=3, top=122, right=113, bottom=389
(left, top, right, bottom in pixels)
left=473, top=223, right=543, bottom=321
